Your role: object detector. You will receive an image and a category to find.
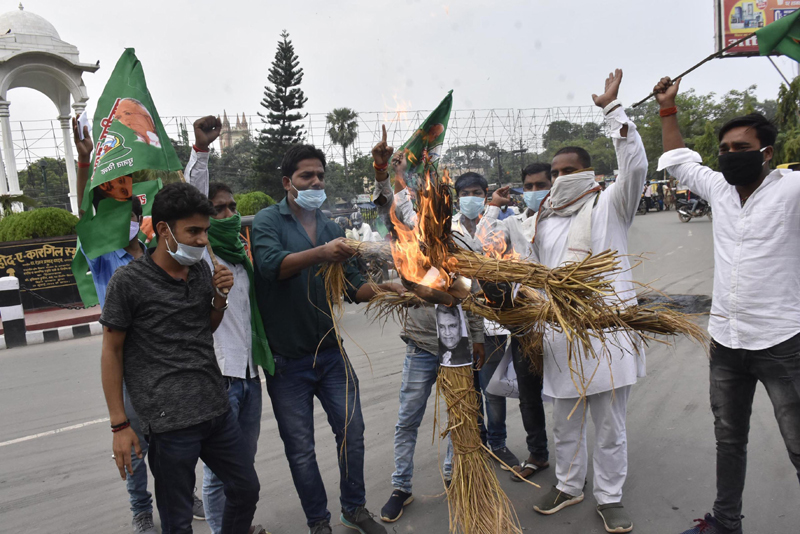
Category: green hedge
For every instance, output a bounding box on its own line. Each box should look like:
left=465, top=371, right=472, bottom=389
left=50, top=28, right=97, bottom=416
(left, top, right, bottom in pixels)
left=0, top=208, right=79, bottom=242
left=235, top=191, right=276, bottom=216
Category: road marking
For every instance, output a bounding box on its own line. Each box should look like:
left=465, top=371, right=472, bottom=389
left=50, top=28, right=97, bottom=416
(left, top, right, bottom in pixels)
left=0, top=417, right=110, bottom=448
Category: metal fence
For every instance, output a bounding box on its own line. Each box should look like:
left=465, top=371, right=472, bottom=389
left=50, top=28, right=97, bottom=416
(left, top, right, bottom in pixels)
left=0, top=106, right=606, bottom=173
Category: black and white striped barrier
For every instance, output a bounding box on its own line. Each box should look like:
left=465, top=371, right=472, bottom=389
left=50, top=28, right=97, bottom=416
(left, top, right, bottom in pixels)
left=0, top=277, right=26, bottom=348
left=0, top=321, right=103, bottom=350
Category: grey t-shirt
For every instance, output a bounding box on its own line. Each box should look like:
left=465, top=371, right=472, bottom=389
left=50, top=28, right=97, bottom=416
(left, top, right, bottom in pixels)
left=100, top=250, right=229, bottom=434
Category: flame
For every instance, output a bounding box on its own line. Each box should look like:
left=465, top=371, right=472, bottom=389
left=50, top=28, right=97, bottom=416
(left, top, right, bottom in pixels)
left=475, top=212, right=521, bottom=261
left=381, top=94, right=412, bottom=124
left=389, top=169, right=452, bottom=291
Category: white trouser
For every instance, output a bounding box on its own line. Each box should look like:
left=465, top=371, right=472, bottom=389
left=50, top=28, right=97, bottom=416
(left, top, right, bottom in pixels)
left=552, top=385, right=630, bottom=504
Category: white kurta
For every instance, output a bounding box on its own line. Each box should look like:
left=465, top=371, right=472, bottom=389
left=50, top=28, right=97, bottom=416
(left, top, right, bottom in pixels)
left=532, top=107, right=648, bottom=399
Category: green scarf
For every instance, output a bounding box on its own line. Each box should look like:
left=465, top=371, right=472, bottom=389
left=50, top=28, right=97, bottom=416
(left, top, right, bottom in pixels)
left=208, top=214, right=274, bottom=375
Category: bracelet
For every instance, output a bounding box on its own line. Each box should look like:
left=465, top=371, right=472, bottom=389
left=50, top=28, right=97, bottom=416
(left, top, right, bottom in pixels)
left=111, top=420, right=130, bottom=433
left=193, top=144, right=210, bottom=153
left=212, top=296, right=228, bottom=311
left=603, top=99, right=622, bottom=116
left=77, top=161, right=91, bottom=169
left=373, top=161, right=389, bottom=171
left=659, top=106, right=678, bottom=118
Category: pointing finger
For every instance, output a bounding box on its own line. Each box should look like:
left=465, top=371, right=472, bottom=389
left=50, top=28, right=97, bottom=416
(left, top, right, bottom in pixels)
left=382, top=124, right=387, bottom=143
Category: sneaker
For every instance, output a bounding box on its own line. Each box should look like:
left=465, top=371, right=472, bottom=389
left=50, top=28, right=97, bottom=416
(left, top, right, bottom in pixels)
left=679, top=513, right=741, bottom=534
left=249, top=526, right=270, bottom=534
left=341, top=506, right=387, bottom=533
left=192, top=492, right=205, bottom=520
left=380, top=490, right=414, bottom=522
left=596, top=503, right=633, bottom=533
left=309, top=520, right=332, bottom=534
left=533, top=486, right=584, bottom=515
left=132, top=511, right=158, bottom=534
left=491, top=446, right=519, bottom=471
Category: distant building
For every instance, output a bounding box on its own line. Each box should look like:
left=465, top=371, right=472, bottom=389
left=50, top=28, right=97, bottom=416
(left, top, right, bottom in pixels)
left=218, top=111, right=249, bottom=155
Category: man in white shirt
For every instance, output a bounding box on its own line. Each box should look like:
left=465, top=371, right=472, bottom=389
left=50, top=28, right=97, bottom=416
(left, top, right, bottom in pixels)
left=186, top=116, right=270, bottom=534
left=350, top=211, right=375, bottom=242
left=654, top=77, right=800, bottom=534
left=530, top=70, right=646, bottom=534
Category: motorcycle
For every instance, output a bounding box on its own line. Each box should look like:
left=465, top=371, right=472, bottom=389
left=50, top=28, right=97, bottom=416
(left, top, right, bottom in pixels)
left=637, top=196, right=648, bottom=215
left=676, top=199, right=712, bottom=223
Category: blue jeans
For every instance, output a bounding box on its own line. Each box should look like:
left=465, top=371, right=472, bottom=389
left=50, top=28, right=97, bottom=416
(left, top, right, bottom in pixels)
left=124, top=382, right=152, bottom=517
left=392, top=343, right=453, bottom=493
left=266, top=347, right=366, bottom=527
left=710, top=333, right=800, bottom=533
left=477, top=335, right=509, bottom=450
left=203, top=377, right=262, bottom=534
left=147, top=409, right=260, bottom=534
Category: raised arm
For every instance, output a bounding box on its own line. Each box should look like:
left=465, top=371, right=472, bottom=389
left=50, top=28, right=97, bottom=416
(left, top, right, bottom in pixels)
left=593, top=70, right=648, bottom=223
left=72, top=115, right=94, bottom=212
left=185, top=116, right=221, bottom=196
left=654, top=77, right=686, bottom=152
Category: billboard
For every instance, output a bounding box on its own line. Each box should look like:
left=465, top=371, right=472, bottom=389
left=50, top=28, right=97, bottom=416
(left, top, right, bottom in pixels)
left=716, top=0, right=799, bottom=56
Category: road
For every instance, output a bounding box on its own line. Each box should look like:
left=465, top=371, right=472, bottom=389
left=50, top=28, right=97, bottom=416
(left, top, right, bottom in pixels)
left=1, top=210, right=796, bottom=534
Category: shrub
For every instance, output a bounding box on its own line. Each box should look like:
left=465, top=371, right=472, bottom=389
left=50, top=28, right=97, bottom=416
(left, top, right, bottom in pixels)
left=235, top=191, right=276, bottom=216
left=0, top=208, right=79, bottom=242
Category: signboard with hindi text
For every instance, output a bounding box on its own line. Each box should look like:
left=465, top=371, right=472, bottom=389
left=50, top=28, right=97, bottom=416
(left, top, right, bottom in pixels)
left=0, top=236, right=82, bottom=310
left=716, top=0, right=800, bottom=55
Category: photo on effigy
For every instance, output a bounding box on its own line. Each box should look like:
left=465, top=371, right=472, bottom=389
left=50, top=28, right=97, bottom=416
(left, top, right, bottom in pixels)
left=435, top=304, right=471, bottom=367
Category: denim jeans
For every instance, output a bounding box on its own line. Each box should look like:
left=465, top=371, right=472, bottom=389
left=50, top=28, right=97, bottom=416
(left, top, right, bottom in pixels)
left=265, top=347, right=366, bottom=527
left=123, top=382, right=152, bottom=517
left=477, top=335, right=509, bottom=449
left=710, top=333, right=800, bottom=532
left=511, top=338, right=549, bottom=462
left=203, top=377, right=262, bottom=534
left=147, top=409, right=260, bottom=534
left=392, top=343, right=454, bottom=493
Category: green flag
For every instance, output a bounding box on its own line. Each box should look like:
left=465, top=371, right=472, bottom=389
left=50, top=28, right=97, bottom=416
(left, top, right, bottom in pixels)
left=396, top=91, right=453, bottom=188
left=76, top=48, right=181, bottom=260
left=71, top=179, right=163, bottom=307
left=757, top=9, right=800, bottom=62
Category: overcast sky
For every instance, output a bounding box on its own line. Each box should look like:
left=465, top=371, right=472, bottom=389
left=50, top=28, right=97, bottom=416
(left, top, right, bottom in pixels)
left=5, top=0, right=798, bottom=122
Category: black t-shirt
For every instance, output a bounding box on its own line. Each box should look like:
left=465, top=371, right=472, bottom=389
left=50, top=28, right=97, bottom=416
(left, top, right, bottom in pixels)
left=100, top=250, right=228, bottom=434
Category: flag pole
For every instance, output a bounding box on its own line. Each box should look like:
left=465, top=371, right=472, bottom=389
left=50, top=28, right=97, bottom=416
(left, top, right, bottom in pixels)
left=631, top=32, right=757, bottom=108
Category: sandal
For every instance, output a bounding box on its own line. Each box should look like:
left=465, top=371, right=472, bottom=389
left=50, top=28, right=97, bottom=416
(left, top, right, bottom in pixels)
left=510, top=460, right=549, bottom=482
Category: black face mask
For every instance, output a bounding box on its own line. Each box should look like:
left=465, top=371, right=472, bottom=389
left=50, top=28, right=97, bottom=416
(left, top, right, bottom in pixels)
left=718, top=148, right=768, bottom=187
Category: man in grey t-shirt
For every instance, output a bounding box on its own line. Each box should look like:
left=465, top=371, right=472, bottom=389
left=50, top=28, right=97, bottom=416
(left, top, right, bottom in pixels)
left=100, top=183, right=260, bottom=533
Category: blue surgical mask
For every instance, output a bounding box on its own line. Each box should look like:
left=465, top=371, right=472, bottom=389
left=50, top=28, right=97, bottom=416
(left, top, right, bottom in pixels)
left=166, top=225, right=206, bottom=266
left=292, top=183, right=327, bottom=211
left=459, top=196, right=485, bottom=220
left=129, top=221, right=140, bottom=242
left=523, top=190, right=550, bottom=212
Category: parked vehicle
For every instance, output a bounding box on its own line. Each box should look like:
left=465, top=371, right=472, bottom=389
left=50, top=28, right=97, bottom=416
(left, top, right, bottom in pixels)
left=676, top=198, right=712, bottom=223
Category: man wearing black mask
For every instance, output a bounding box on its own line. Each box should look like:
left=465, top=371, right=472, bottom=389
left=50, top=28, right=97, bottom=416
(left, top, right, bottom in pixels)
left=654, top=76, right=800, bottom=534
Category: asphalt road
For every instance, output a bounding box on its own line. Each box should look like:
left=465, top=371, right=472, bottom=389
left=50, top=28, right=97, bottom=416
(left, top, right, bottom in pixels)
left=1, top=210, right=797, bottom=534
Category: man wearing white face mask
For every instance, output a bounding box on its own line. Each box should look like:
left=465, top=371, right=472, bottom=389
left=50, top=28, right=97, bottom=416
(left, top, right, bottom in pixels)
left=100, top=183, right=261, bottom=533
left=529, top=70, right=647, bottom=534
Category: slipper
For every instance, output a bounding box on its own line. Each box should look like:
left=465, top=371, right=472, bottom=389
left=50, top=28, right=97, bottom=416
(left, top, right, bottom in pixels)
left=510, top=460, right=549, bottom=482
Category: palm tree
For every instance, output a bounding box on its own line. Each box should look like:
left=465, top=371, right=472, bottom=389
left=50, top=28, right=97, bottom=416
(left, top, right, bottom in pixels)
left=0, top=193, right=37, bottom=215
left=326, top=108, right=359, bottom=178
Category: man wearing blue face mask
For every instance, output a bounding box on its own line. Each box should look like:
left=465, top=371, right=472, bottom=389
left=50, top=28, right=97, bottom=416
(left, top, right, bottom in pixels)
left=655, top=77, right=800, bottom=534
left=484, top=163, right=553, bottom=483
left=251, top=144, right=403, bottom=534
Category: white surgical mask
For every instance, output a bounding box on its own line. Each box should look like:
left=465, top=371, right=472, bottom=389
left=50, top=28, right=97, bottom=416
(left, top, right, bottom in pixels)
left=459, top=196, right=485, bottom=220
left=292, top=183, right=327, bottom=211
left=129, top=221, right=140, bottom=242
left=166, top=225, right=205, bottom=266
left=523, top=190, right=549, bottom=213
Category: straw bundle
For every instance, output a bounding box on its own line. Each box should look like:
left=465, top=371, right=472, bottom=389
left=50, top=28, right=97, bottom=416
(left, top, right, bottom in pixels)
left=438, top=365, right=522, bottom=534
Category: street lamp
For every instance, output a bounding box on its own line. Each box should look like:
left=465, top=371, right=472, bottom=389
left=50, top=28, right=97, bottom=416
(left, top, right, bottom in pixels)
left=39, top=159, right=47, bottom=200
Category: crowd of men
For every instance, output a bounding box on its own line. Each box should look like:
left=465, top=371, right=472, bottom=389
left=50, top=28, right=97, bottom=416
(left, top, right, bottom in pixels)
left=88, top=69, right=800, bottom=534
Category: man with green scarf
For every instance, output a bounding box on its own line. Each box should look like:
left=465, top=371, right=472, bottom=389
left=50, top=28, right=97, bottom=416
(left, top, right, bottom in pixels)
left=186, top=116, right=271, bottom=534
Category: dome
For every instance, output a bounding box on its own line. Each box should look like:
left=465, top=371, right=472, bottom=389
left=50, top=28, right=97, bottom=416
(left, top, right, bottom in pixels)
left=0, top=4, right=60, bottom=40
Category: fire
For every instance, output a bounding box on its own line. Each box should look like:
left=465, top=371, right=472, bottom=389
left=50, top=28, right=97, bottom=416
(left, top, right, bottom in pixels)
left=389, top=169, right=452, bottom=291
left=381, top=94, right=412, bottom=125
left=476, top=222, right=520, bottom=261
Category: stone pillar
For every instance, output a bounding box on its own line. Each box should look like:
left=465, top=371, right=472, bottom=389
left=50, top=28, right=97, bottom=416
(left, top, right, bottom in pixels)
left=60, top=114, right=79, bottom=214
left=0, top=134, right=8, bottom=197
left=0, top=101, right=20, bottom=196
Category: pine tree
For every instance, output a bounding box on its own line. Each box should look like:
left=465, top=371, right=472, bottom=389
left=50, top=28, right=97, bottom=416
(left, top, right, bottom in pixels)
left=254, top=30, right=308, bottom=197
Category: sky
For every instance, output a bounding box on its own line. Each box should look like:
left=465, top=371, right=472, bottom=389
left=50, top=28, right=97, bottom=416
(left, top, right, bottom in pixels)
left=3, top=0, right=798, bottom=124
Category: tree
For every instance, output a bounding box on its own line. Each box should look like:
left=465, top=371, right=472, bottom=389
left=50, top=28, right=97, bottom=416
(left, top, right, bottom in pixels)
left=326, top=108, right=359, bottom=179
left=254, top=30, right=308, bottom=197
left=775, top=76, right=800, bottom=164
left=17, top=157, right=70, bottom=209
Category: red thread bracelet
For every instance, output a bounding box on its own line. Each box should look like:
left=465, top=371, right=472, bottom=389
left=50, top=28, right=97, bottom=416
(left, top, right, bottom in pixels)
left=193, top=144, right=210, bottom=153
left=77, top=161, right=91, bottom=169
left=373, top=161, right=388, bottom=171
left=111, top=421, right=131, bottom=433
left=659, top=106, right=678, bottom=118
